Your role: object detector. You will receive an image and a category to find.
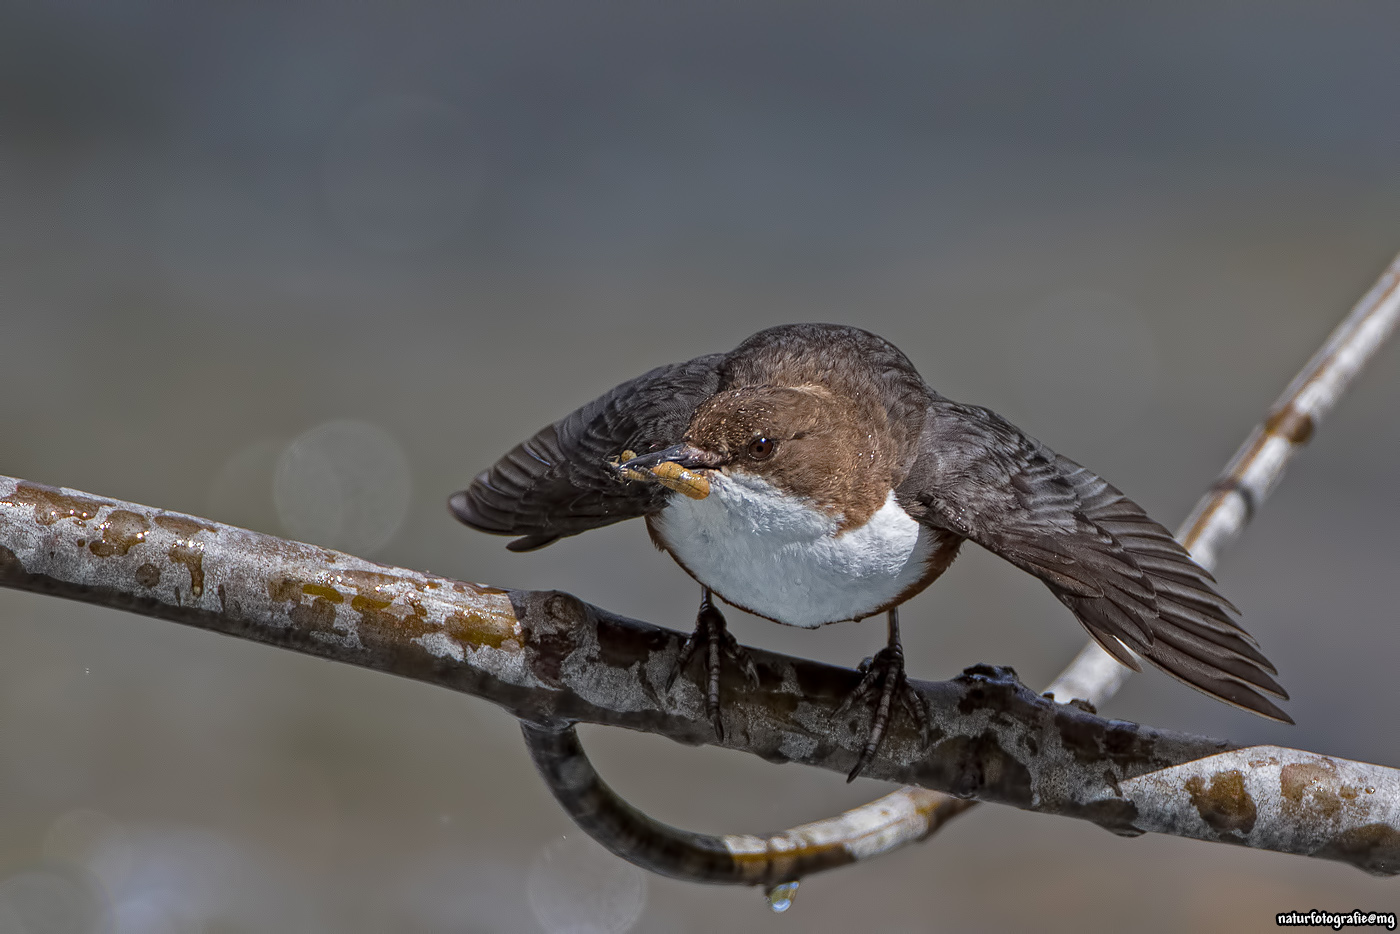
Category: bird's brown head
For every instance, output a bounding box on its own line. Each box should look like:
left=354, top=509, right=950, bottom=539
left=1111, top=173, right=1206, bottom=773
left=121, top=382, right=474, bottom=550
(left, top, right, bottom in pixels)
left=619, top=384, right=898, bottom=525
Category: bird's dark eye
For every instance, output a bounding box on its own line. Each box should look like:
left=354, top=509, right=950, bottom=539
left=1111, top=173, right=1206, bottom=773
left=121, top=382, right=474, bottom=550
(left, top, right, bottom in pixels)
left=746, top=436, right=776, bottom=460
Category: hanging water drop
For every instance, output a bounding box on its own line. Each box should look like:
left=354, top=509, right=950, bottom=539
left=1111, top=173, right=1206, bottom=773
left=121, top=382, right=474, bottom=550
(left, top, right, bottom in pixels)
left=765, top=880, right=799, bottom=913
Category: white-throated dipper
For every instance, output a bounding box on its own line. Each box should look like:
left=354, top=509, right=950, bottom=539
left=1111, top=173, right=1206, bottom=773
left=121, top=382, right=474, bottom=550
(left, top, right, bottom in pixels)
left=451, top=324, right=1289, bottom=779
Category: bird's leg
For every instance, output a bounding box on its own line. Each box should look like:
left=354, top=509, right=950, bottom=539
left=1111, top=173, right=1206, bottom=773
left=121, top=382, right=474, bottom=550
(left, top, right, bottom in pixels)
left=835, top=607, right=931, bottom=782
left=666, top=587, right=759, bottom=742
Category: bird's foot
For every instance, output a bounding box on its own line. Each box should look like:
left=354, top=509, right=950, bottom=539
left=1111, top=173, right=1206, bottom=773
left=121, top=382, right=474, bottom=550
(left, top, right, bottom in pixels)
left=835, top=644, right=930, bottom=782
left=666, top=597, right=758, bottom=742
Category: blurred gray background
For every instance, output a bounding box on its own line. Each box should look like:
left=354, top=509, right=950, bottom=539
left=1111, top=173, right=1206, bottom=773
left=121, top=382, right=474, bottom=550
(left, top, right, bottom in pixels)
left=2, top=2, right=1399, bottom=932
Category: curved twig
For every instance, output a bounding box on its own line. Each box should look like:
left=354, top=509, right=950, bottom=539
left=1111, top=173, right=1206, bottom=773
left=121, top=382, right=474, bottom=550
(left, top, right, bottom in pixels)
left=520, top=719, right=967, bottom=895
left=523, top=249, right=1400, bottom=889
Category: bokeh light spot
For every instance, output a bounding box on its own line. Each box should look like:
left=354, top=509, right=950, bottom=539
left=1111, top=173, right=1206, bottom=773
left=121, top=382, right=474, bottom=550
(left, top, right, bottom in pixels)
left=273, top=419, right=412, bottom=555
left=526, top=835, right=647, bottom=934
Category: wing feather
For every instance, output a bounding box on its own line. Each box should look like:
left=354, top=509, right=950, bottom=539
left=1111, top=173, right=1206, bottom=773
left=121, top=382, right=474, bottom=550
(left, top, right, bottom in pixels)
left=450, top=354, right=724, bottom=550
left=900, top=399, right=1290, bottom=723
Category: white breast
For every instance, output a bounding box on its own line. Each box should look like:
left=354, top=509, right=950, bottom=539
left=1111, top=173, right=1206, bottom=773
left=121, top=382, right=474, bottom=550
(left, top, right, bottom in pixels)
left=650, top=472, right=938, bottom=628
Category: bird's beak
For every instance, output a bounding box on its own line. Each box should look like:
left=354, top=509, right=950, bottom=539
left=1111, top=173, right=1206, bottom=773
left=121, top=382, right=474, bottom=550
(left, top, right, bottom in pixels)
left=616, top=444, right=712, bottom=500
left=618, top=443, right=708, bottom=471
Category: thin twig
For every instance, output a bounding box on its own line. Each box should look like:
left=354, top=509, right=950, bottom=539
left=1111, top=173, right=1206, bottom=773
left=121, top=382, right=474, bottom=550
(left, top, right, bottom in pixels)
left=523, top=249, right=1400, bottom=889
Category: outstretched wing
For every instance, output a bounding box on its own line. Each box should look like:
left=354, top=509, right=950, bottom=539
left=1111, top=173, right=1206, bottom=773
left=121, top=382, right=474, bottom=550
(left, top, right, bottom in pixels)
left=450, top=353, right=725, bottom=551
left=899, top=398, right=1290, bottom=722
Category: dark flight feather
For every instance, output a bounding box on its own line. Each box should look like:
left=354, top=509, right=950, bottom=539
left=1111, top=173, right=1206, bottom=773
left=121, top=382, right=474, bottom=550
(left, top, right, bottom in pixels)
left=450, top=354, right=724, bottom=550
left=901, top=399, right=1290, bottom=723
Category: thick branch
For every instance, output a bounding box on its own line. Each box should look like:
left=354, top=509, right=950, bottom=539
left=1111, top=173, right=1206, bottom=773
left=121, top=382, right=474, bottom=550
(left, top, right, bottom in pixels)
left=2, top=475, right=1397, bottom=879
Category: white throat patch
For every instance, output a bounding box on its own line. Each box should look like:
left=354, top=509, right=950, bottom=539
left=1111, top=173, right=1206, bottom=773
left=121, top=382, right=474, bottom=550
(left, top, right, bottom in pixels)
left=650, top=471, right=937, bottom=628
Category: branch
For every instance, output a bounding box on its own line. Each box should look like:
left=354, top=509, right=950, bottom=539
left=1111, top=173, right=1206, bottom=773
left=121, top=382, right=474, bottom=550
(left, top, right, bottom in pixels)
left=2, top=474, right=1398, bottom=883
left=520, top=248, right=1400, bottom=894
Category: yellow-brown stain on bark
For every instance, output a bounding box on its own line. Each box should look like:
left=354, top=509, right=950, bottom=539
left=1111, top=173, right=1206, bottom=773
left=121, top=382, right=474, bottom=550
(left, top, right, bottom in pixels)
left=335, top=568, right=403, bottom=594
left=350, top=592, right=400, bottom=624
left=1185, top=769, right=1257, bottom=836
left=348, top=590, right=515, bottom=651
left=266, top=576, right=341, bottom=635
left=153, top=514, right=218, bottom=537
left=169, top=541, right=206, bottom=598
left=268, top=577, right=301, bottom=604
left=1265, top=404, right=1316, bottom=445
left=2, top=482, right=110, bottom=526
left=350, top=593, right=429, bottom=641
left=302, top=583, right=344, bottom=603
left=1280, top=760, right=1345, bottom=819
left=89, top=509, right=150, bottom=557
left=266, top=571, right=518, bottom=651
left=444, top=610, right=516, bottom=649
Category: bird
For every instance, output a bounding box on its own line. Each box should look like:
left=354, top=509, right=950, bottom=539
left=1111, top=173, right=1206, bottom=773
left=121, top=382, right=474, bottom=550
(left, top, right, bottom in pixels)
left=450, top=323, right=1289, bottom=780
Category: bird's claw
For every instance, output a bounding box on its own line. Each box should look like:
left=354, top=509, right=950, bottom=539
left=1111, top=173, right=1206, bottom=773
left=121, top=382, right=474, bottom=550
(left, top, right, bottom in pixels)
left=837, top=645, right=930, bottom=782
left=666, top=598, right=756, bottom=742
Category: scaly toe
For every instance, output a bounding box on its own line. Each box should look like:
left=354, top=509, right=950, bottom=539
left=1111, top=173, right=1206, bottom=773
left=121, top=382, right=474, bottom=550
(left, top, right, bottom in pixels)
left=837, top=647, right=912, bottom=781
